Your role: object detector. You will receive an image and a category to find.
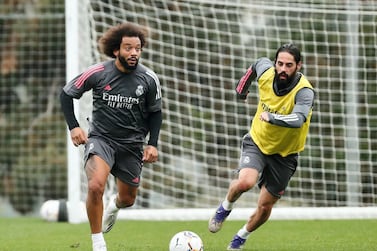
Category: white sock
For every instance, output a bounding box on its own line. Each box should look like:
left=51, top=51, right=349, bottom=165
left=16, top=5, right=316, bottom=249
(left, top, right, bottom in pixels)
left=222, top=197, right=234, bottom=211
left=237, top=224, right=251, bottom=239
left=92, top=232, right=106, bottom=246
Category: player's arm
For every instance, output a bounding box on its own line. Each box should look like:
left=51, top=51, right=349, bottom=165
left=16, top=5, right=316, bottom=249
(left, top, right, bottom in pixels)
left=146, top=110, right=162, bottom=147
left=143, top=71, right=162, bottom=163
left=235, top=57, right=273, bottom=99
left=60, top=90, right=79, bottom=130
left=235, top=65, right=256, bottom=99
left=144, top=69, right=162, bottom=147
left=261, top=87, right=314, bottom=128
left=60, top=90, right=88, bottom=146
left=59, top=67, right=99, bottom=146
left=143, top=109, right=162, bottom=163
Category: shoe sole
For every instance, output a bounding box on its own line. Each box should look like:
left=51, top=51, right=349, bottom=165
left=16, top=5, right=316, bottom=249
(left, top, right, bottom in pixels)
left=102, top=214, right=117, bottom=233
left=208, top=215, right=224, bottom=233
left=227, top=244, right=244, bottom=250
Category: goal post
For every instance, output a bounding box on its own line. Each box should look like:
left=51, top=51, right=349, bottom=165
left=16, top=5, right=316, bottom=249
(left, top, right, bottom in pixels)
left=65, top=0, right=81, bottom=224
left=65, top=0, right=377, bottom=222
left=65, top=0, right=96, bottom=223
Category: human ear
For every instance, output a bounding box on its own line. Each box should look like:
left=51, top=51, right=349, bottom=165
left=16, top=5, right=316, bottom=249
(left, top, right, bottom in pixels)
left=297, top=61, right=302, bottom=71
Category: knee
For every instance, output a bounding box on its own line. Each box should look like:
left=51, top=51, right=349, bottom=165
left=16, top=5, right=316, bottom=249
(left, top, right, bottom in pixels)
left=259, top=203, right=273, bottom=214
left=236, top=179, right=255, bottom=193
left=117, top=194, right=136, bottom=208
left=257, top=202, right=274, bottom=220
left=87, top=180, right=105, bottom=201
left=235, top=169, right=258, bottom=193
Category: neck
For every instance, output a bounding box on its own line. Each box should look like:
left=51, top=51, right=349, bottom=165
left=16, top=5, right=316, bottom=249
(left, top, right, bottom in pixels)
left=115, top=60, right=132, bottom=73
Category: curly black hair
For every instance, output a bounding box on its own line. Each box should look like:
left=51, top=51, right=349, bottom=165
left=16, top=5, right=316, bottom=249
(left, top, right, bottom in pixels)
left=98, top=22, right=147, bottom=58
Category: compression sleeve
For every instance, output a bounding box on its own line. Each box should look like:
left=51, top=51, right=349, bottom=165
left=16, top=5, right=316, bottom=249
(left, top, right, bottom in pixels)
left=60, top=90, right=79, bottom=130
left=268, top=113, right=306, bottom=128
left=267, top=87, right=314, bottom=128
left=235, top=58, right=273, bottom=100
left=235, top=65, right=256, bottom=99
left=147, top=110, right=162, bottom=147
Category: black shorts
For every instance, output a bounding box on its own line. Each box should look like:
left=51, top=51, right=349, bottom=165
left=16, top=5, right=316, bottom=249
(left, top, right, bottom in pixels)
left=238, top=134, right=298, bottom=198
left=83, top=135, right=143, bottom=187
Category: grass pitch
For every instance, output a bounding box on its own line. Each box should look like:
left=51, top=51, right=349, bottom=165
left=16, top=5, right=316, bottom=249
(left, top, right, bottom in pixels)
left=0, top=217, right=376, bottom=250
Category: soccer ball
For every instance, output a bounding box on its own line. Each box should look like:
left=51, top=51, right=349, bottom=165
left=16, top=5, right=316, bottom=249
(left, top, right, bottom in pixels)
left=40, top=199, right=68, bottom=222
left=169, top=231, right=204, bottom=251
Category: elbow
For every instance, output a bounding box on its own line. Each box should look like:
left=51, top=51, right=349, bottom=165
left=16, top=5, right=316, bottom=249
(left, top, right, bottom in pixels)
left=293, top=121, right=306, bottom=128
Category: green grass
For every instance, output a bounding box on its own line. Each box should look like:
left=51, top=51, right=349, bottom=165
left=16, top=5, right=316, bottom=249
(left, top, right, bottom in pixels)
left=0, top=217, right=376, bottom=250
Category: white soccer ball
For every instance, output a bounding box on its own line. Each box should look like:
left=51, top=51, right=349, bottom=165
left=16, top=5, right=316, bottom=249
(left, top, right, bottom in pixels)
left=169, top=231, right=204, bottom=251
left=40, top=199, right=68, bottom=222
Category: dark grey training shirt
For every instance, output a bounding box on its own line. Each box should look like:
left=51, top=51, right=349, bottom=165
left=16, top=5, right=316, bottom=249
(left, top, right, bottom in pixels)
left=63, top=60, right=162, bottom=144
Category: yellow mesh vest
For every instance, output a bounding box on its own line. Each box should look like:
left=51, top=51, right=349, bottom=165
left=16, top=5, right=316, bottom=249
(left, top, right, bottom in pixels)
left=250, top=67, right=313, bottom=157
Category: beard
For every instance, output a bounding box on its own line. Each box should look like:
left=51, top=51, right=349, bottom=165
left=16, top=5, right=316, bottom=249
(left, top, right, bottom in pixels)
left=276, top=71, right=296, bottom=86
left=118, top=55, right=138, bottom=71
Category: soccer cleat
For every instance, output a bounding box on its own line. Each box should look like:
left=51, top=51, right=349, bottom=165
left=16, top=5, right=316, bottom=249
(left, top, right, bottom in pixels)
left=102, top=194, right=119, bottom=233
left=208, top=204, right=231, bottom=233
left=92, top=243, right=107, bottom=251
left=227, top=234, right=246, bottom=250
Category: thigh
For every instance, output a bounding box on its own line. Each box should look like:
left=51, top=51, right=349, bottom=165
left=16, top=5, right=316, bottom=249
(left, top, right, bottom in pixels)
left=111, top=144, right=143, bottom=187
left=260, top=154, right=298, bottom=198
left=239, top=133, right=265, bottom=172
left=84, top=136, right=115, bottom=184
left=238, top=168, right=259, bottom=188
left=84, top=136, right=116, bottom=169
left=85, top=155, right=111, bottom=186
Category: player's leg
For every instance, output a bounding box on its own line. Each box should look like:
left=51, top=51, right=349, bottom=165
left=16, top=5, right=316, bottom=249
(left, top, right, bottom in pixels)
left=227, top=185, right=278, bottom=250
left=228, top=168, right=259, bottom=202
left=246, top=185, right=278, bottom=231
left=102, top=144, right=142, bottom=233
left=228, top=154, right=298, bottom=250
left=86, top=155, right=111, bottom=232
left=116, top=180, right=138, bottom=207
left=102, top=180, right=138, bottom=233
left=85, top=155, right=111, bottom=251
left=208, top=168, right=259, bottom=233
left=83, top=136, right=116, bottom=251
left=209, top=133, right=262, bottom=233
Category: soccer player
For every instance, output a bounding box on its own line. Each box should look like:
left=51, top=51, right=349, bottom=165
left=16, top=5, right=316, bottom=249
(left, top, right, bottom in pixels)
left=60, top=22, right=162, bottom=251
left=208, top=44, right=314, bottom=250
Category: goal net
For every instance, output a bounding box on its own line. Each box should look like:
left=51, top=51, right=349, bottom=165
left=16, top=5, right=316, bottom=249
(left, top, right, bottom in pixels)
left=0, top=1, right=68, bottom=217
left=66, top=0, right=377, bottom=221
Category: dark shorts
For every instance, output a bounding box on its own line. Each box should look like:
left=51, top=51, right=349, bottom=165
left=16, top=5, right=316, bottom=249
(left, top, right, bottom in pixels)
left=238, top=134, right=298, bottom=198
left=83, top=135, right=143, bottom=187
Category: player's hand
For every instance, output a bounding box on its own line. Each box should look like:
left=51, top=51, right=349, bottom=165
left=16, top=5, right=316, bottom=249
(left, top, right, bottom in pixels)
left=259, top=111, right=270, bottom=122
left=70, top=127, right=88, bottom=147
left=143, top=145, right=158, bottom=163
